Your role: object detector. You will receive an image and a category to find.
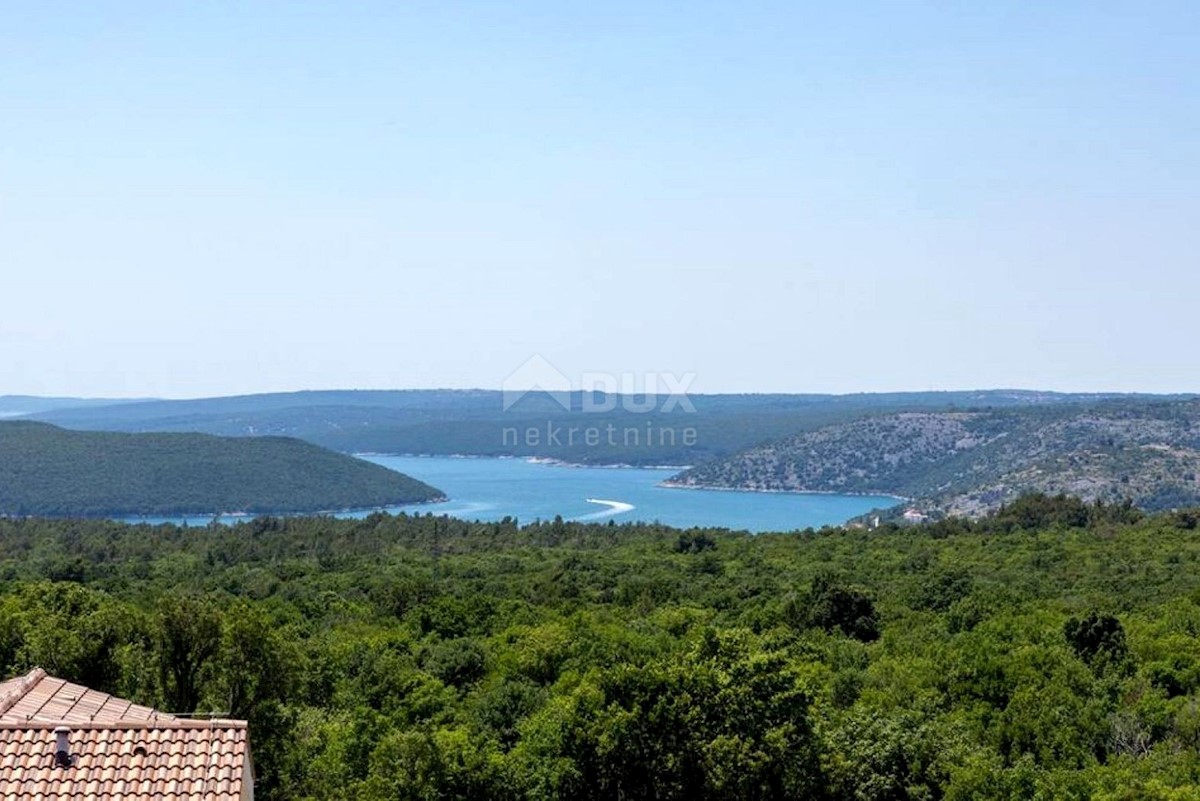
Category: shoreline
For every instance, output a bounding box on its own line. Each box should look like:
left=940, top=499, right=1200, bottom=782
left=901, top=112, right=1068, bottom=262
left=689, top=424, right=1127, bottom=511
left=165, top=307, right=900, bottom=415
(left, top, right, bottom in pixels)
left=109, top=493, right=450, bottom=524
left=356, top=452, right=694, bottom=471
left=360, top=452, right=908, bottom=503
left=658, top=480, right=908, bottom=503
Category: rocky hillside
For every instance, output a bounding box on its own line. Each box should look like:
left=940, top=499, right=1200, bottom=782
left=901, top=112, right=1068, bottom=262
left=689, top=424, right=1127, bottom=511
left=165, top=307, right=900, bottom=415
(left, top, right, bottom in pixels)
left=666, top=400, right=1200, bottom=516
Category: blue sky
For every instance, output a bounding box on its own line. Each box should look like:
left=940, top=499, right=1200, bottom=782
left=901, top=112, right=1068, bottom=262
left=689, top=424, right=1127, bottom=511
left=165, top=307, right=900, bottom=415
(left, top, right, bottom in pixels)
left=2, top=2, right=1197, bottom=396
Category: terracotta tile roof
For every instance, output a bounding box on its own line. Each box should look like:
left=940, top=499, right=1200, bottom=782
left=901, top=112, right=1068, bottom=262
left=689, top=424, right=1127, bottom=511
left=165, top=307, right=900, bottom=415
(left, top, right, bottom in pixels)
left=0, top=669, right=169, bottom=724
left=0, top=670, right=250, bottom=800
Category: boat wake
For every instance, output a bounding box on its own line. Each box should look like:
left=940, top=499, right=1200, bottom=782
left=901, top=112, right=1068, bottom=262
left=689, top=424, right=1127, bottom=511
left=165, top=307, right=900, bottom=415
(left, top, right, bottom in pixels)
left=574, top=498, right=635, bottom=521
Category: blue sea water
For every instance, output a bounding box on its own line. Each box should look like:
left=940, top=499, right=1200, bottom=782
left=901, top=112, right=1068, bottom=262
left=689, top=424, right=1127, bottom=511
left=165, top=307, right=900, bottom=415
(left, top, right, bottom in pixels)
left=352, top=455, right=897, bottom=533
left=123, top=456, right=898, bottom=533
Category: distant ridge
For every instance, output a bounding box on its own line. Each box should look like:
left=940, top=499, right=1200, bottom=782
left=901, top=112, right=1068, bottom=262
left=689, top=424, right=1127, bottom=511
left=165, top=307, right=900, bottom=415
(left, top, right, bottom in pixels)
left=0, top=421, right=444, bottom=518
left=26, top=388, right=1191, bottom=467
left=0, top=395, right=154, bottom=418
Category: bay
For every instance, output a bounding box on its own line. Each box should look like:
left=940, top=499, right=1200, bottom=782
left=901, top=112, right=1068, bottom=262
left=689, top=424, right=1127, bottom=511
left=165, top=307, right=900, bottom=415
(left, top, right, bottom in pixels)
left=122, top=456, right=898, bottom=532
left=355, top=455, right=898, bottom=533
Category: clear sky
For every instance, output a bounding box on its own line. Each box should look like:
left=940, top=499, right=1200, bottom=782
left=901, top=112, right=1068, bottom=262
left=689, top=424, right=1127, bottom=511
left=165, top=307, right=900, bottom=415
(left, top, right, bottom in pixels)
left=2, top=2, right=1197, bottom=397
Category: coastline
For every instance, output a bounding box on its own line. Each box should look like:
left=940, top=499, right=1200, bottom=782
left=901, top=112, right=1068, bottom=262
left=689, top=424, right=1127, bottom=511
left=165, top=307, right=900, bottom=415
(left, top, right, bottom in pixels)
left=356, top=452, right=693, bottom=472
left=111, top=493, right=450, bottom=524
left=361, top=452, right=909, bottom=503
left=658, top=480, right=908, bottom=503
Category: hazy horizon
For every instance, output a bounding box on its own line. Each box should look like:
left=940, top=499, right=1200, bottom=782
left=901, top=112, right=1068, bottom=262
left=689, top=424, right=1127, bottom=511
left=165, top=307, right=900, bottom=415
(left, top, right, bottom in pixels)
left=4, top=385, right=1199, bottom=403
left=4, top=2, right=1197, bottom=397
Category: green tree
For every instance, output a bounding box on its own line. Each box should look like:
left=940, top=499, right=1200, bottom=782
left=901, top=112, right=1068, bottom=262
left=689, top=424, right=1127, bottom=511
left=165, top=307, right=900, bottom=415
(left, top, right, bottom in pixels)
left=157, top=595, right=222, bottom=713
left=1065, top=612, right=1131, bottom=673
left=806, top=574, right=880, bottom=642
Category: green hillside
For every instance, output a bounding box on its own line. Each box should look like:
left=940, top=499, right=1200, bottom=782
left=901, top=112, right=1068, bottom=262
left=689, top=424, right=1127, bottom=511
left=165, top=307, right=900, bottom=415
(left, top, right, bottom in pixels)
left=0, top=421, right=444, bottom=517
left=669, top=399, right=1200, bottom=516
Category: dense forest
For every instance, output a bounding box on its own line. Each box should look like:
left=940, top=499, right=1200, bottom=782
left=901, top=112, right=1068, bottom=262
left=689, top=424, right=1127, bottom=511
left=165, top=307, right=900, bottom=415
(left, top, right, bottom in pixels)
left=0, top=421, right=443, bottom=516
left=2, top=495, right=1200, bottom=799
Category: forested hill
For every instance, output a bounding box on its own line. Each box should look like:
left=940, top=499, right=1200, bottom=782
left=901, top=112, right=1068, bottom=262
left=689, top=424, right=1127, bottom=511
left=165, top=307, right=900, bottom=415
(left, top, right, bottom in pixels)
left=0, top=421, right=444, bottom=517
left=668, top=399, right=1200, bottom=516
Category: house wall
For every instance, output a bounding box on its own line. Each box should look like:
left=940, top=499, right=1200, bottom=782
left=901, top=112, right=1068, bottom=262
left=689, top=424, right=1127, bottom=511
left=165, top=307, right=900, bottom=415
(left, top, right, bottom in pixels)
left=242, top=755, right=255, bottom=801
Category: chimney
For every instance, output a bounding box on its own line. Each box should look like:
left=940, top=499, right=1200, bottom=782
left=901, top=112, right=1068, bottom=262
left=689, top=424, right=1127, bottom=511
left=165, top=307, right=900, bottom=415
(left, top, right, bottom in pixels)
left=54, top=726, right=72, bottom=767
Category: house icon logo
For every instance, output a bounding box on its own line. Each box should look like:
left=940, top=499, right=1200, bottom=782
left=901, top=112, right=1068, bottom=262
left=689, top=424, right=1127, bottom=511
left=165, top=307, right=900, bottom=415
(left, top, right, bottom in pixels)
left=502, top=354, right=573, bottom=412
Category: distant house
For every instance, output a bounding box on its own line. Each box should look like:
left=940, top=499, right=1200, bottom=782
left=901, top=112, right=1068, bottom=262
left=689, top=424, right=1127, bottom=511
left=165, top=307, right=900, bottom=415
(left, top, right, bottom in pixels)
left=0, top=667, right=253, bottom=799
left=902, top=508, right=929, bottom=524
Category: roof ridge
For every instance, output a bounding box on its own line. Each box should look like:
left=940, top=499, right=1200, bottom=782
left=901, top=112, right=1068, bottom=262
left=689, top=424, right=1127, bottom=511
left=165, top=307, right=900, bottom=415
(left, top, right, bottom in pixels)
left=0, top=668, right=46, bottom=718
left=0, top=668, right=182, bottom=724
left=0, top=718, right=248, bottom=730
